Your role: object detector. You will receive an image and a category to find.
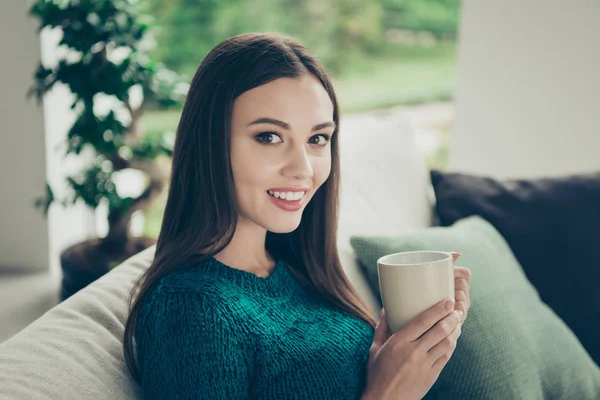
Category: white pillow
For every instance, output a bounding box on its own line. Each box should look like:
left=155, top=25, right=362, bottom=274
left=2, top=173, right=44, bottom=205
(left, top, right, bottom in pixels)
left=337, top=113, right=435, bottom=316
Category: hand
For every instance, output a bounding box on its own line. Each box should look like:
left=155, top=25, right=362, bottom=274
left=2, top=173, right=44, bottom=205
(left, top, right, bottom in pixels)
left=450, top=252, right=472, bottom=324
left=362, top=300, right=462, bottom=400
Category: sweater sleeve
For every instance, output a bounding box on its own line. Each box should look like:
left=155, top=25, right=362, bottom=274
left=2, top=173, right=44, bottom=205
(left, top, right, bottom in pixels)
left=135, top=287, right=254, bottom=399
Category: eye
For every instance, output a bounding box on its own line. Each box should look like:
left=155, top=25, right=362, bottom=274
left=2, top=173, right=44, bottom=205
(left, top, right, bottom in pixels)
left=308, top=134, right=331, bottom=146
left=254, top=132, right=283, bottom=145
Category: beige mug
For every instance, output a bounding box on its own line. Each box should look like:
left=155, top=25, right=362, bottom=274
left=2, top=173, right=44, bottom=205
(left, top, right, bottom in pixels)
left=378, top=251, right=455, bottom=333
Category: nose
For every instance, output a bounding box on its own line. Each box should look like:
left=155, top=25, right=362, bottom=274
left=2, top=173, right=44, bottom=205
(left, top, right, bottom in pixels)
left=282, top=144, right=314, bottom=181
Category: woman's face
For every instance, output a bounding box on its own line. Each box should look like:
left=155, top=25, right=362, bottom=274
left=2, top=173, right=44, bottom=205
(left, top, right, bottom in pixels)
left=229, top=74, right=335, bottom=233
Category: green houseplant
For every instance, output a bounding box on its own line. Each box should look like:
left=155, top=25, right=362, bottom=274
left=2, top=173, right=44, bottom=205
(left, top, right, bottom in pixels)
left=29, top=0, right=187, bottom=300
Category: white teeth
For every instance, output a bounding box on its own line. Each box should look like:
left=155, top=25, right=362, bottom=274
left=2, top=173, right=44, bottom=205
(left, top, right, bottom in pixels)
left=267, top=190, right=306, bottom=201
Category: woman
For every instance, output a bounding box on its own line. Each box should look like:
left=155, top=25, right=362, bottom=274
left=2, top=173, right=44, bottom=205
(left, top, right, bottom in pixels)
left=123, top=32, right=472, bottom=400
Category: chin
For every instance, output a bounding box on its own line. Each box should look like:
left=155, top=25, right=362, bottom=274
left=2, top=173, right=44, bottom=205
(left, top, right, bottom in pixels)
left=256, top=209, right=304, bottom=233
left=264, top=217, right=303, bottom=234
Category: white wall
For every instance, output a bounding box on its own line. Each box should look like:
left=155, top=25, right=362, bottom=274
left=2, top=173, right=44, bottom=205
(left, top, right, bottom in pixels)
left=451, top=0, right=600, bottom=179
left=0, top=1, right=49, bottom=272
left=0, top=2, right=95, bottom=275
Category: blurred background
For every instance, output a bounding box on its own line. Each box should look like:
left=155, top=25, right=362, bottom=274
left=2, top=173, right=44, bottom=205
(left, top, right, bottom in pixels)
left=140, top=0, right=461, bottom=237
left=1, top=0, right=599, bottom=344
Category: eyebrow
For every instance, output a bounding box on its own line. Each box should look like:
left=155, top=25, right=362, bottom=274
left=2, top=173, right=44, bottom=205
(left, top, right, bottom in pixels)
left=247, top=117, right=336, bottom=132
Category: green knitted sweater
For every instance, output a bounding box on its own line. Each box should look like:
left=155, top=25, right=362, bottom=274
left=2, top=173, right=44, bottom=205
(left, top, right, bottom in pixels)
left=135, top=257, right=374, bottom=399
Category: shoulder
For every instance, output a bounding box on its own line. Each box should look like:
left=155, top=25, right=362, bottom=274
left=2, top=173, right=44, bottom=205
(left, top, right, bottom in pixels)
left=146, top=257, right=240, bottom=303
left=136, top=260, right=239, bottom=329
left=139, top=279, right=230, bottom=323
left=133, top=267, right=256, bottom=393
left=135, top=272, right=249, bottom=350
left=136, top=284, right=223, bottom=340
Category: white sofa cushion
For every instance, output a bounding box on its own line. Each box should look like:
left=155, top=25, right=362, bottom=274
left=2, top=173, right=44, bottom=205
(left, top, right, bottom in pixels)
left=0, top=247, right=154, bottom=400
left=337, top=113, right=435, bottom=315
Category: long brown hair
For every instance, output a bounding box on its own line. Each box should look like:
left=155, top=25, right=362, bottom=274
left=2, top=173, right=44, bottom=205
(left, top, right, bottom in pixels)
left=123, top=32, right=376, bottom=382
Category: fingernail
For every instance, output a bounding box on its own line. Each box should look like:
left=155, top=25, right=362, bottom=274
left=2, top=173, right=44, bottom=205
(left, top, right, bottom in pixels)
left=445, top=299, right=455, bottom=310
left=457, top=310, right=464, bottom=320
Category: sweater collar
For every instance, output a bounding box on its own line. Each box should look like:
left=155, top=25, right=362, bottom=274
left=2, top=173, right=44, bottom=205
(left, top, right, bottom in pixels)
left=207, top=257, right=294, bottom=295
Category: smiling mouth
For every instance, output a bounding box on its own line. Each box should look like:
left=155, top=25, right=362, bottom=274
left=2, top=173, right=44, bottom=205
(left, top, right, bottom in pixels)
left=266, top=190, right=307, bottom=201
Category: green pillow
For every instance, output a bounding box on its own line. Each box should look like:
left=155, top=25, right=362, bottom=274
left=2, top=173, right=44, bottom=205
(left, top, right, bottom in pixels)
left=350, top=216, right=600, bottom=399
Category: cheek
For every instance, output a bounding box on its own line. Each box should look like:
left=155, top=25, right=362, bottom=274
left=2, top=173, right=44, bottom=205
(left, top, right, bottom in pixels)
left=230, top=145, right=258, bottom=194
left=230, top=145, right=277, bottom=190
left=312, top=153, right=332, bottom=186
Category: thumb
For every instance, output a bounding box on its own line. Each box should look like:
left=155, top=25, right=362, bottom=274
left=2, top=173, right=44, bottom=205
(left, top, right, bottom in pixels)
left=372, top=308, right=391, bottom=348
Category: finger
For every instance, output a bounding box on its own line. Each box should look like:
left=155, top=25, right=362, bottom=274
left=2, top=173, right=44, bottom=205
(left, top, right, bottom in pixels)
left=455, top=277, right=471, bottom=315
left=455, top=301, right=467, bottom=322
left=454, top=266, right=471, bottom=284
left=418, top=310, right=461, bottom=351
left=431, top=329, right=460, bottom=371
left=450, top=252, right=462, bottom=263
left=372, top=308, right=391, bottom=348
left=428, top=320, right=461, bottom=364
left=455, top=286, right=469, bottom=304
left=455, top=288, right=470, bottom=309
left=454, top=277, right=469, bottom=293
left=399, top=299, right=455, bottom=342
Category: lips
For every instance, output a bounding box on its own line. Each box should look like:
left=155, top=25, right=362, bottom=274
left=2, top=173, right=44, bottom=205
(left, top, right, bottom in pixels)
left=266, top=190, right=307, bottom=211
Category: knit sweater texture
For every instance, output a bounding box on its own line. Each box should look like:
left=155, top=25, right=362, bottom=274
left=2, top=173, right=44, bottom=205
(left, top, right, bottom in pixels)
left=135, top=257, right=375, bottom=399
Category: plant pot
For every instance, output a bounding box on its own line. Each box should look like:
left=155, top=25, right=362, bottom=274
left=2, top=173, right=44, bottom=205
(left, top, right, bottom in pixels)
left=59, top=236, right=156, bottom=301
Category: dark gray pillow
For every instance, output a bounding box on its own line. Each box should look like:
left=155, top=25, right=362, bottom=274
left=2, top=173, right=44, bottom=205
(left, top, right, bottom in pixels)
left=430, top=169, right=600, bottom=366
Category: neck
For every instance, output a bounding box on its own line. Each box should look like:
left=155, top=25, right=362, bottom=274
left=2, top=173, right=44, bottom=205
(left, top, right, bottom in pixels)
left=213, top=217, right=275, bottom=276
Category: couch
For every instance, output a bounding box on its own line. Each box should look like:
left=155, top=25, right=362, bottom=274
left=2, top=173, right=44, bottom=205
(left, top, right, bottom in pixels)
left=2, top=114, right=591, bottom=398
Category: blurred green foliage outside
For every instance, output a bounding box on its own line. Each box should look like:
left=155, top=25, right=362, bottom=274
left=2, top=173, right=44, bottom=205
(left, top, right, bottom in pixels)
left=139, top=0, right=460, bottom=237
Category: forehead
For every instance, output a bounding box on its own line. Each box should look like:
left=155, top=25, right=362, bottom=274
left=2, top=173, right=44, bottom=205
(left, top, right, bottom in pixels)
left=231, top=75, right=334, bottom=125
